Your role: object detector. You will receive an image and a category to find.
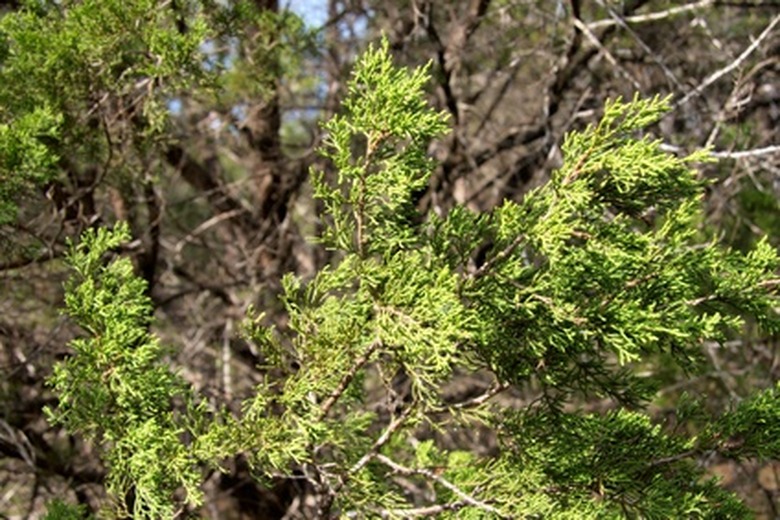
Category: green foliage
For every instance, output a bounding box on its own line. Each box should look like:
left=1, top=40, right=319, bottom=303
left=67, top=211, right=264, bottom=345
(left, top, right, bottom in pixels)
left=215, top=2, right=314, bottom=104
left=43, top=499, right=94, bottom=520
left=0, top=0, right=209, bottom=132
left=46, top=223, right=205, bottom=518
left=0, top=0, right=210, bottom=223
left=706, top=383, right=780, bottom=460
left=455, top=96, right=777, bottom=391
left=313, top=38, right=450, bottom=254
left=0, top=105, right=61, bottom=223
left=501, top=408, right=752, bottom=518
left=47, top=40, right=779, bottom=518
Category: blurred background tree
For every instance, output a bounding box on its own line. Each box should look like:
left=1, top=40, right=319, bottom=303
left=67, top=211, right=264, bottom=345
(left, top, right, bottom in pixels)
left=0, top=0, right=777, bottom=517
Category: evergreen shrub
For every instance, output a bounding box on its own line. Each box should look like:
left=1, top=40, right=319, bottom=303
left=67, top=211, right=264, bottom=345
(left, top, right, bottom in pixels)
left=47, top=40, right=779, bottom=519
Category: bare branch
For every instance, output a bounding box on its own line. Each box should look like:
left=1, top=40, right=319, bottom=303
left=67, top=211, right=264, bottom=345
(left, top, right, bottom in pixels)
left=451, top=380, right=510, bottom=409
left=594, top=0, right=685, bottom=92
left=319, top=339, right=382, bottom=419
left=572, top=17, right=642, bottom=91
left=660, top=143, right=780, bottom=159
left=348, top=406, right=415, bottom=476
left=676, top=14, right=780, bottom=108
left=374, top=454, right=511, bottom=519
left=469, top=234, right=526, bottom=280
left=173, top=209, right=245, bottom=258
left=588, top=0, right=716, bottom=29
left=373, top=501, right=469, bottom=517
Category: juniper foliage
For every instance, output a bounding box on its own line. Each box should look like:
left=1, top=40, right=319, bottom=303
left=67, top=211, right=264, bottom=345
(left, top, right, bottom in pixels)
left=46, top=223, right=206, bottom=518
left=47, top=40, right=779, bottom=518
left=0, top=0, right=209, bottom=216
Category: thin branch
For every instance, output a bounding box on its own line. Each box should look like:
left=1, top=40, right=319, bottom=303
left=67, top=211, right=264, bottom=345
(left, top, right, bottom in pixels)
left=222, top=318, right=233, bottom=400
left=660, top=143, right=780, bottom=159
left=675, top=14, right=780, bottom=108
left=572, top=17, right=642, bottom=91
left=0, top=249, right=60, bottom=272
left=173, top=209, right=245, bottom=257
left=374, top=454, right=510, bottom=519
left=375, top=501, right=469, bottom=517
left=472, top=56, right=525, bottom=135
left=469, top=233, right=526, bottom=279
left=709, top=145, right=780, bottom=160
left=595, top=0, right=685, bottom=92
left=588, top=0, right=715, bottom=29
left=319, top=339, right=382, bottom=419
left=320, top=403, right=414, bottom=516
left=451, top=380, right=510, bottom=409
left=468, top=124, right=548, bottom=171
left=348, top=406, right=415, bottom=476
left=649, top=448, right=706, bottom=468
left=0, top=419, right=35, bottom=468
left=165, top=145, right=256, bottom=234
